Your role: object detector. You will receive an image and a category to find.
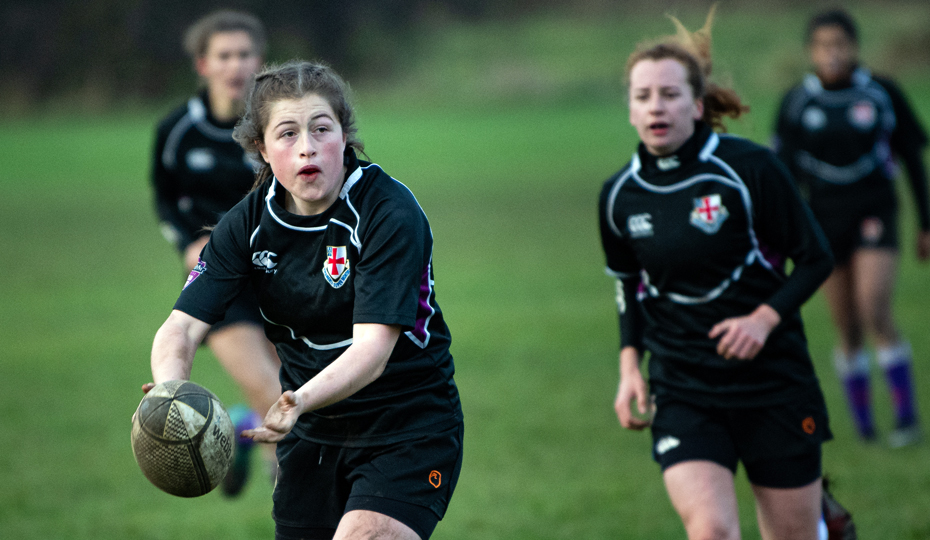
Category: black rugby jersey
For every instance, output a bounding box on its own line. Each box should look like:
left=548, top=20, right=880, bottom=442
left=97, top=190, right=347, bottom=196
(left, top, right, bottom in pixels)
left=151, top=92, right=258, bottom=252
left=175, top=150, right=462, bottom=446
left=774, top=68, right=930, bottom=230
left=599, top=123, right=834, bottom=407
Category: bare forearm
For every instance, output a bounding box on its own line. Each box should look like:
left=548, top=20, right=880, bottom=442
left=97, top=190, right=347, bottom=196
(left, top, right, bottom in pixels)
left=292, top=324, right=399, bottom=414
left=151, top=311, right=208, bottom=383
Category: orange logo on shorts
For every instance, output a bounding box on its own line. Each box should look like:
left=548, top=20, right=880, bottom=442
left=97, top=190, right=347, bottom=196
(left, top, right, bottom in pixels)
left=802, top=417, right=816, bottom=435
left=429, top=470, right=441, bottom=488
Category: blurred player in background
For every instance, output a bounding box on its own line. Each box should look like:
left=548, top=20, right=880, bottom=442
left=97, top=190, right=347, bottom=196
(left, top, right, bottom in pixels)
left=599, top=8, right=836, bottom=539
left=146, top=60, right=463, bottom=540
left=149, top=10, right=281, bottom=495
left=774, top=8, right=930, bottom=447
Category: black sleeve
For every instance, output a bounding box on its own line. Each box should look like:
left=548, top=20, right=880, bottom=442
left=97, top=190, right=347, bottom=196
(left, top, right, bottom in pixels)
left=352, top=191, right=426, bottom=328
left=879, top=77, right=930, bottom=231
left=749, top=151, right=834, bottom=319
left=598, top=180, right=644, bottom=352
left=772, top=89, right=806, bottom=191
left=151, top=121, right=196, bottom=252
left=172, top=204, right=252, bottom=324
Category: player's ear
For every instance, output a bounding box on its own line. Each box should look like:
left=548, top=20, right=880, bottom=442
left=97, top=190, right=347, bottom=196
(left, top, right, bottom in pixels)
left=256, top=140, right=269, bottom=163
left=195, top=56, right=209, bottom=78
left=693, top=97, right=704, bottom=121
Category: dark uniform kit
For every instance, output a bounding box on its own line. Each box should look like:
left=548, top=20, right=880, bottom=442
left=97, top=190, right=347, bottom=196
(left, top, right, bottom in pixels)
left=599, top=123, right=834, bottom=487
left=775, top=67, right=930, bottom=264
left=175, top=149, right=464, bottom=539
left=152, top=92, right=264, bottom=331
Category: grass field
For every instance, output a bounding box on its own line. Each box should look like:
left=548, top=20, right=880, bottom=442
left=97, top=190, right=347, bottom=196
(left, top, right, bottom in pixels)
left=2, top=3, right=930, bottom=538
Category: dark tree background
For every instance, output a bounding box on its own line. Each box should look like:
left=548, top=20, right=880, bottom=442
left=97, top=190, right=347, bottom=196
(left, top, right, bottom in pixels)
left=0, top=0, right=540, bottom=111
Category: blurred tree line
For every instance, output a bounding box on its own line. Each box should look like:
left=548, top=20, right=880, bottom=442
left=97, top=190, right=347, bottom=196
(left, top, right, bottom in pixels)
left=2, top=0, right=913, bottom=114
left=0, top=0, right=588, bottom=113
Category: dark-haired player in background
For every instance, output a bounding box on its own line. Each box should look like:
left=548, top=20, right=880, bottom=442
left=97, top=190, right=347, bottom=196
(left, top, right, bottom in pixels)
left=774, top=8, right=930, bottom=448
left=150, top=10, right=281, bottom=495
left=600, top=8, right=836, bottom=539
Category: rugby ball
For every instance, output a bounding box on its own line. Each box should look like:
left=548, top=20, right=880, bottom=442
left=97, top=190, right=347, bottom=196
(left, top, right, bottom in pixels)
left=131, top=380, right=235, bottom=497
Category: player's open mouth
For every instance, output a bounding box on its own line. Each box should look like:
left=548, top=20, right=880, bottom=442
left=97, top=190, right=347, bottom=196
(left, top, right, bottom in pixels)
left=649, top=122, right=670, bottom=134
left=299, top=165, right=321, bottom=178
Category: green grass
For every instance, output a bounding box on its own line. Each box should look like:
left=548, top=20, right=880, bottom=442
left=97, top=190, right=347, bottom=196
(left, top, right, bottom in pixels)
left=3, top=3, right=930, bottom=538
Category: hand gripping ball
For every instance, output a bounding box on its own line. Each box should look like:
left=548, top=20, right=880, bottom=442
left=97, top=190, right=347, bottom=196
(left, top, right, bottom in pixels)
left=131, top=380, right=235, bottom=497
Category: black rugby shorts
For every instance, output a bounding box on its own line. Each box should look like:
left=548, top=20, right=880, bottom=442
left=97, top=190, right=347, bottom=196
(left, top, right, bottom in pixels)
left=650, top=391, right=831, bottom=488
left=815, top=205, right=898, bottom=266
left=272, top=422, right=464, bottom=540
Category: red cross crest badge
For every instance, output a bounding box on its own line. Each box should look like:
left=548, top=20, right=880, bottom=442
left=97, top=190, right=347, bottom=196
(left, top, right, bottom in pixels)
left=690, top=194, right=729, bottom=234
left=323, top=246, right=350, bottom=288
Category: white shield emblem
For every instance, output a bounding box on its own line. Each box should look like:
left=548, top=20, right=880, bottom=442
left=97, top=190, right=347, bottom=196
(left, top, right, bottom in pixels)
left=690, top=194, right=729, bottom=234
left=323, top=246, right=350, bottom=288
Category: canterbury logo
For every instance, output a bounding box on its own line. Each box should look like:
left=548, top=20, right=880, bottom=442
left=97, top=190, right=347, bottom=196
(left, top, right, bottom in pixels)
left=627, top=213, right=653, bottom=238
left=429, top=470, right=441, bottom=488
left=252, top=250, right=278, bottom=273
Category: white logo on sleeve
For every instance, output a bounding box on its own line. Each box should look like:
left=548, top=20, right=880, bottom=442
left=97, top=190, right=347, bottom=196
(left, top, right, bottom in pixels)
left=655, top=435, right=681, bottom=455
left=627, top=213, right=654, bottom=238
left=252, top=250, right=278, bottom=273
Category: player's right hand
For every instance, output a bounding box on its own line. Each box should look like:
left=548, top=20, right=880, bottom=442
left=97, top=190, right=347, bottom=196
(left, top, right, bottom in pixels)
left=242, top=390, right=301, bottom=443
left=616, top=369, right=653, bottom=430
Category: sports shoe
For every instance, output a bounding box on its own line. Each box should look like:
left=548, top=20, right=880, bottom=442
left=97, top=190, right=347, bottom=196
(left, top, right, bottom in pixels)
left=888, top=423, right=922, bottom=449
left=221, top=404, right=261, bottom=497
left=821, top=478, right=857, bottom=540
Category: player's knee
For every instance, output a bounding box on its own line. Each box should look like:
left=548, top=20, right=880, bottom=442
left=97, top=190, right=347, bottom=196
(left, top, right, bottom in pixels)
left=684, top=516, right=739, bottom=540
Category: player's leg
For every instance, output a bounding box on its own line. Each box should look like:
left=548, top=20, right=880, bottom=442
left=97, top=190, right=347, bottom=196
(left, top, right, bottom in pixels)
left=663, top=461, right=741, bottom=540
left=852, top=247, right=920, bottom=446
left=751, top=478, right=822, bottom=540
left=822, top=265, right=875, bottom=439
left=339, top=423, right=463, bottom=540
left=738, top=391, right=831, bottom=540
left=272, top=434, right=343, bottom=540
left=207, top=321, right=282, bottom=495
left=207, top=322, right=281, bottom=416
left=651, top=399, right=742, bottom=540
left=334, top=511, right=420, bottom=540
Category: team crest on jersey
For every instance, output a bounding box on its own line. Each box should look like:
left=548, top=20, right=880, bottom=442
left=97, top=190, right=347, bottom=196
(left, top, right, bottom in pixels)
left=323, top=246, right=350, bottom=288
left=848, top=100, right=876, bottom=130
left=690, top=194, right=729, bottom=234
left=183, top=258, right=206, bottom=290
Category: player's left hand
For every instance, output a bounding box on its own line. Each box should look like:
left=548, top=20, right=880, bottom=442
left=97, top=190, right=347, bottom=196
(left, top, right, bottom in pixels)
left=709, top=304, right=781, bottom=360
left=916, top=231, right=930, bottom=261
left=242, top=390, right=302, bottom=443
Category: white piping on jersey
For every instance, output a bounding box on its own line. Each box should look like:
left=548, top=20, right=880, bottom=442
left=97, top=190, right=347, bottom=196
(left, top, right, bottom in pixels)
left=260, top=308, right=354, bottom=350
left=355, top=162, right=438, bottom=349
left=796, top=146, right=888, bottom=184
left=261, top=161, right=439, bottom=350
left=606, top=132, right=775, bottom=305
left=404, top=258, right=436, bottom=349
left=605, top=168, right=634, bottom=238
left=263, top=177, right=362, bottom=250
left=161, top=97, right=235, bottom=170
left=249, top=225, right=261, bottom=247
left=788, top=68, right=896, bottom=185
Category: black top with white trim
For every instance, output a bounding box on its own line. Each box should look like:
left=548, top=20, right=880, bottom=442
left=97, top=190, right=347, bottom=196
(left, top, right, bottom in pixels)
left=151, top=92, right=258, bottom=252
left=774, top=68, right=930, bottom=230
left=175, top=149, right=462, bottom=446
left=599, top=123, right=834, bottom=407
